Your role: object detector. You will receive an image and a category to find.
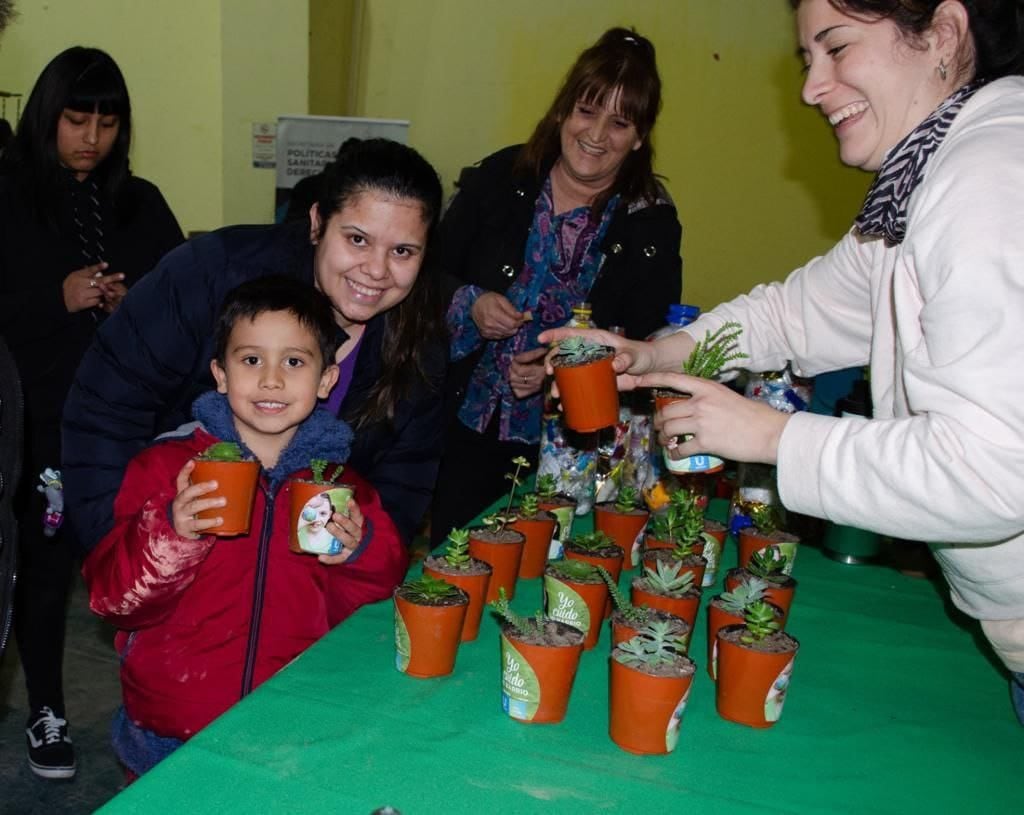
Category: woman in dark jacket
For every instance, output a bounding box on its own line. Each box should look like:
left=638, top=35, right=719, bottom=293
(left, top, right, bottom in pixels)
left=430, top=27, right=683, bottom=544
left=0, top=46, right=183, bottom=779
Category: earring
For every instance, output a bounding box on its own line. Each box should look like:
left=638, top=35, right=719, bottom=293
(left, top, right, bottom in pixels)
left=938, top=59, right=948, bottom=81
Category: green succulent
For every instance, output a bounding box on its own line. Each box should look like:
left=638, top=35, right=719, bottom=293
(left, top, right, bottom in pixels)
left=443, top=528, right=471, bottom=571
left=718, top=577, right=769, bottom=615
left=648, top=490, right=712, bottom=554
left=682, top=321, right=748, bottom=379
left=518, top=492, right=540, bottom=518
left=535, top=473, right=559, bottom=499
left=749, top=503, right=780, bottom=536
left=741, top=600, right=781, bottom=644
left=568, top=530, right=616, bottom=553
left=642, top=559, right=695, bottom=599
left=747, top=549, right=790, bottom=584
left=555, top=336, right=609, bottom=366
left=597, top=565, right=650, bottom=626
left=490, top=587, right=545, bottom=637
left=547, top=559, right=598, bottom=582
left=614, top=620, right=688, bottom=669
left=401, top=574, right=461, bottom=604
left=196, top=441, right=245, bottom=461
left=310, top=459, right=345, bottom=485
left=613, top=485, right=640, bottom=513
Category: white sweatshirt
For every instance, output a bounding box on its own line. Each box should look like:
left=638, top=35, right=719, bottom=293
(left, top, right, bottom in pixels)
left=686, top=77, right=1024, bottom=622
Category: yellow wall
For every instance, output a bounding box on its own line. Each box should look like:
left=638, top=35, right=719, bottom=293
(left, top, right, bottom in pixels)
left=349, top=0, right=871, bottom=310
left=0, top=0, right=308, bottom=234
left=309, top=0, right=356, bottom=115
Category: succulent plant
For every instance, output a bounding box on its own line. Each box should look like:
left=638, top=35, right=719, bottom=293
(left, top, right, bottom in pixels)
left=642, top=559, right=695, bottom=598
left=518, top=492, right=540, bottom=518
left=401, top=574, right=461, bottom=604
left=310, top=459, right=345, bottom=485
left=614, top=620, right=688, bottom=669
left=196, top=441, right=245, bottom=461
left=613, top=485, right=641, bottom=513
left=749, top=503, right=780, bottom=536
left=490, top=587, right=545, bottom=637
left=443, top=528, right=471, bottom=571
left=568, top=530, right=616, bottom=553
left=747, top=549, right=790, bottom=584
left=682, top=321, right=748, bottom=379
left=555, top=336, right=609, bottom=366
left=546, top=559, right=598, bottom=582
left=718, top=577, right=769, bottom=615
left=535, top=473, right=559, bottom=499
left=597, top=565, right=651, bottom=626
left=482, top=456, right=531, bottom=534
left=648, top=490, right=713, bottom=556
left=740, top=599, right=781, bottom=644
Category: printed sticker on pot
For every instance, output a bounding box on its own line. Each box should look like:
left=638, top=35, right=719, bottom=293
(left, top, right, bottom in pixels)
left=711, top=639, right=719, bottom=680
left=394, top=605, right=411, bottom=674
left=756, top=541, right=798, bottom=576
left=630, top=534, right=643, bottom=568
left=543, top=576, right=589, bottom=634
left=665, top=685, right=692, bottom=753
left=764, top=656, right=795, bottom=722
left=296, top=487, right=353, bottom=555
left=548, top=505, right=575, bottom=549
left=701, top=538, right=722, bottom=587
left=500, top=636, right=540, bottom=721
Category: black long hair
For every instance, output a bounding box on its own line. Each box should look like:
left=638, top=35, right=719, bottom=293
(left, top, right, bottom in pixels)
left=1, top=46, right=133, bottom=223
left=314, top=137, right=445, bottom=428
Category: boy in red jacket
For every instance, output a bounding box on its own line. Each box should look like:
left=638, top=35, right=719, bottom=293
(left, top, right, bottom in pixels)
left=83, top=276, right=408, bottom=776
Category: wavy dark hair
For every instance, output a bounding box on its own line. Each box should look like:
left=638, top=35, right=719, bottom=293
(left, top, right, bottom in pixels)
left=516, top=27, right=663, bottom=215
left=790, top=1, right=1024, bottom=81
left=314, top=137, right=444, bottom=428
left=1, top=46, right=133, bottom=224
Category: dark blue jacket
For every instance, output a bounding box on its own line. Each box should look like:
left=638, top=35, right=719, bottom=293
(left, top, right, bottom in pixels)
left=62, top=221, right=445, bottom=553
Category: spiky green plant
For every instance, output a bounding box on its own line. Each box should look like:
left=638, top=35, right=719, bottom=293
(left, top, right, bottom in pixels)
left=749, top=503, right=780, bottom=536
left=682, top=321, right=748, bottom=379
left=568, top=530, right=616, bottom=553
left=642, top=559, right=695, bottom=598
left=535, top=473, right=558, bottom=499
left=740, top=600, right=781, bottom=644
left=197, top=441, right=245, bottom=461
left=597, top=565, right=650, bottom=626
left=518, top=492, right=540, bottom=519
left=310, top=459, right=345, bottom=485
left=614, top=485, right=640, bottom=513
left=400, top=574, right=461, bottom=604
left=614, top=620, right=688, bottom=669
left=547, top=559, right=599, bottom=582
left=747, top=549, right=790, bottom=585
left=555, top=336, right=609, bottom=366
left=443, top=528, right=471, bottom=571
left=648, top=490, right=712, bottom=555
left=490, top=587, right=545, bottom=637
left=718, top=577, right=769, bottom=615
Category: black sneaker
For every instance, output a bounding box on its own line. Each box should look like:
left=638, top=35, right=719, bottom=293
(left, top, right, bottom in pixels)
left=25, top=706, right=76, bottom=779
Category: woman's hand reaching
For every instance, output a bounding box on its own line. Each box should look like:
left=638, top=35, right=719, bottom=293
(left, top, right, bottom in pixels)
left=472, top=291, right=527, bottom=339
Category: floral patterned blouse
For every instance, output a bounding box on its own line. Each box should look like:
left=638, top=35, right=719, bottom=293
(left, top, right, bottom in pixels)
left=447, top=176, right=618, bottom=443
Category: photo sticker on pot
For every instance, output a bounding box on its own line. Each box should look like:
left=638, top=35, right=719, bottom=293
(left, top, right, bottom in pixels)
left=665, top=685, right=692, bottom=753
left=394, top=605, right=411, bottom=674
left=757, top=541, right=798, bottom=576
left=295, top=487, right=352, bottom=555
left=764, top=656, right=795, bottom=722
left=500, top=636, right=540, bottom=721
left=542, top=577, right=589, bottom=635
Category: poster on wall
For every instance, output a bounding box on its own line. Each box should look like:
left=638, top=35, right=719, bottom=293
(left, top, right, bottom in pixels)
left=274, top=115, right=409, bottom=222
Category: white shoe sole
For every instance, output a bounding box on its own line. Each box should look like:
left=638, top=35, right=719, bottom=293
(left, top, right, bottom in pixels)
left=28, top=760, right=76, bottom=779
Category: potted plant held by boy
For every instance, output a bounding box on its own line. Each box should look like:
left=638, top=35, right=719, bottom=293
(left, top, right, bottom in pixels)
left=468, top=456, right=529, bottom=602
left=551, top=336, right=619, bottom=432
left=423, top=528, right=492, bottom=642
left=492, top=589, right=584, bottom=724
left=715, top=600, right=799, bottom=728
left=609, top=621, right=697, bottom=755
left=394, top=574, right=469, bottom=679
left=543, top=559, right=609, bottom=651
left=594, top=485, right=649, bottom=568
left=190, top=441, right=260, bottom=536
left=288, top=458, right=353, bottom=555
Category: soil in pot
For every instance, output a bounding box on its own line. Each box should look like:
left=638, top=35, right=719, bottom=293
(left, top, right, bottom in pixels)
left=715, top=624, right=799, bottom=727
left=288, top=480, right=354, bottom=555
left=593, top=502, right=649, bottom=568
left=394, top=583, right=469, bottom=678
left=512, top=510, right=558, bottom=579
left=468, top=527, right=526, bottom=602
left=190, top=458, right=260, bottom=536
left=422, top=555, right=492, bottom=642
left=609, top=650, right=697, bottom=755
left=552, top=350, right=619, bottom=432
left=610, top=608, right=689, bottom=651
left=500, top=620, right=584, bottom=724
left=543, top=563, right=609, bottom=650
left=642, top=549, right=708, bottom=590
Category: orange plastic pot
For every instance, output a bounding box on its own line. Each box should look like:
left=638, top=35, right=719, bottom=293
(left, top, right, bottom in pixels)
left=564, top=546, right=623, bottom=619
left=537, top=497, right=577, bottom=552
left=642, top=551, right=707, bottom=590
left=553, top=355, right=619, bottom=432
left=500, top=624, right=584, bottom=723
left=543, top=570, right=609, bottom=650
left=393, top=588, right=468, bottom=678
left=511, top=512, right=557, bottom=579
left=468, top=529, right=525, bottom=602
left=422, top=559, right=492, bottom=642
left=737, top=528, right=800, bottom=576
left=715, top=625, right=799, bottom=727
left=190, top=459, right=260, bottom=536
left=609, top=654, right=696, bottom=754
left=707, top=600, right=785, bottom=680
left=288, top=479, right=354, bottom=555
left=594, top=504, right=649, bottom=567
left=725, top=569, right=796, bottom=628
left=631, top=583, right=701, bottom=631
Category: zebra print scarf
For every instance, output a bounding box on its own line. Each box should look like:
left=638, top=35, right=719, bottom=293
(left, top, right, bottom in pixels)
left=855, top=80, right=986, bottom=244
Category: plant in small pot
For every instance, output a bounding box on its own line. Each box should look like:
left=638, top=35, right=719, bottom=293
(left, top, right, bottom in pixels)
left=706, top=578, right=783, bottom=681
left=551, top=336, right=618, bottom=433
left=535, top=473, right=578, bottom=556
left=491, top=588, right=584, bottom=724
left=288, top=458, right=353, bottom=555
left=599, top=566, right=689, bottom=650
left=734, top=503, right=800, bottom=577
left=468, top=457, right=529, bottom=602
left=631, top=559, right=701, bottom=631
left=394, top=574, right=469, bottom=679
left=190, top=441, right=260, bottom=536
left=655, top=322, right=747, bottom=475
left=715, top=600, right=799, bottom=728
left=511, top=491, right=558, bottom=580
left=643, top=491, right=710, bottom=585
left=609, top=620, right=697, bottom=755
left=423, top=528, right=493, bottom=642
left=543, top=559, right=608, bottom=650
left=725, top=549, right=798, bottom=627
left=593, top=486, right=650, bottom=568
left=564, top=530, right=624, bottom=599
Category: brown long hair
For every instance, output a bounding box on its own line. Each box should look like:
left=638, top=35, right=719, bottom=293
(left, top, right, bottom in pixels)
left=515, top=27, right=663, bottom=214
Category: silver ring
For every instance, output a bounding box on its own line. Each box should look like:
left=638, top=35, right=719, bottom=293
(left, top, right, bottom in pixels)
left=89, top=280, right=97, bottom=288
left=522, top=376, right=528, bottom=384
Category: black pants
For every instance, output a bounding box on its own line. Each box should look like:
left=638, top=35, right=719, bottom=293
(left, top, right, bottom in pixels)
left=13, top=416, right=74, bottom=716
left=429, top=417, right=537, bottom=548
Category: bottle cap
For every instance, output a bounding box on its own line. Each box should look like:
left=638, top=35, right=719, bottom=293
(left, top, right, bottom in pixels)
left=666, top=303, right=700, bottom=326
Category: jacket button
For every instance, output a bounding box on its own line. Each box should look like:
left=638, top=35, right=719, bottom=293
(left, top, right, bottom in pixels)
left=514, top=188, right=526, bottom=197
left=610, top=243, right=623, bottom=254
left=643, top=245, right=657, bottom=258
left=501, top=264, right=515, bottom=277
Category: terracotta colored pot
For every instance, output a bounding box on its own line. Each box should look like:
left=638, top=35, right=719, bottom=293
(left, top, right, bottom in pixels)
left=609, top=654, right=696, bottom=754
left=537, top=496, right=577, bottom=553
left=468, top=528, right=525, bottom=602
left=190, top=459, right=260, bottom=536
left=706, top=600, right=786, bottom=681
left=715, top=625, right=799, bottom=728
left=631, top=581, right=701, bottom=631
left=642, top=550, right=707, bottom=590
left=737, top=528, right=800, bottom=576
left=564, top=544, right=623, bottom=619
left=393, top=586, right=468, bottom=678
left=594, top=503, right=649, bottom=568
left=701, top=520, right=728, bottom=587
left=724, top=568, right=797, bottom=628
left=610, top=610, right=690, bottom=652
left=543, top=568, right=609, bottom=650
left=287, top=479, right=354, bottom=555
left=423, top=557, right=492, bottom=642
left=500, top=623, right=584, bottom=723
left=511, top=511, right=557, bottom=579
left=553, top=354, right=618, bottom=432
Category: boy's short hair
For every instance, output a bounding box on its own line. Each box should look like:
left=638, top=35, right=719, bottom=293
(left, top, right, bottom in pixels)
left=213, top=276, right=341, bottom=368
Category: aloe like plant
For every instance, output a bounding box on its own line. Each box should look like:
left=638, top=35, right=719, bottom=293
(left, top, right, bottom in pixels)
left=682, top=321, right=748, bottom=379
left=614, top=485, right=641, bottom=514
left=614, top=620, right=689, bottom=669
left=444, top=528, right=472, bottom=571
left=196, top=441, right=246, bottom=461
left=718, top=578, right=769, bottom=615
left=740, top=600, right=781, bottom=645
left=554, top=336, right=609, bottom=366
left=568, top=530, right=617, bottom=553
left=400, top=574, right=462, bottom=605
left=482, top=456, right=531, bottom=534
left=642, top=559, right=695, bottom=599
left=746, top=549, right=791, bottom=585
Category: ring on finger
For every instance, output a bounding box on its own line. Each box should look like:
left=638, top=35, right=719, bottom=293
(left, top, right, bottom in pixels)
left=89, top=280, right=97, bottom=288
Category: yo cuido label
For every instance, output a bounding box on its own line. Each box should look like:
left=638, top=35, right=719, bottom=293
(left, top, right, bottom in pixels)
left=394, top=605, right=411, bottom=673
left=500, top=636, right=540, bottom=721
left=542, top=576, right=589, bottom=635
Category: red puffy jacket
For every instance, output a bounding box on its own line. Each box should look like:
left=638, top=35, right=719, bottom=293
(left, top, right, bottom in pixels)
left=83, top=427, right=408, bottom=740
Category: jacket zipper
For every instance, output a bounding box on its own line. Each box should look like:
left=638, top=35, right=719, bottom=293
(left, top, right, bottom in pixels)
left=240, top=479, right=277, bottom=698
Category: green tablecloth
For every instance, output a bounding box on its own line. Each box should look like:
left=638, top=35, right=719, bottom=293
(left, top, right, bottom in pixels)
left=100, top=500, right=1020, bottom=814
